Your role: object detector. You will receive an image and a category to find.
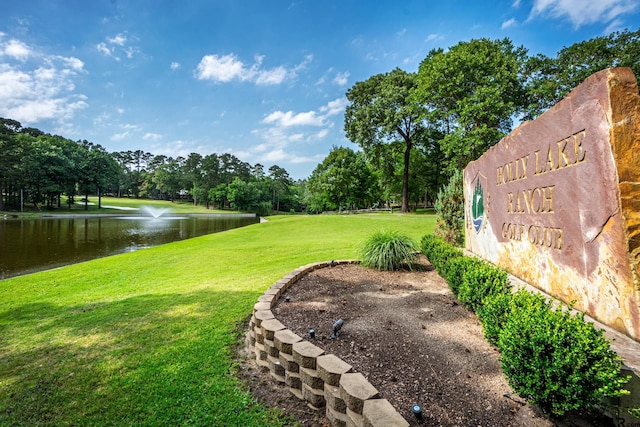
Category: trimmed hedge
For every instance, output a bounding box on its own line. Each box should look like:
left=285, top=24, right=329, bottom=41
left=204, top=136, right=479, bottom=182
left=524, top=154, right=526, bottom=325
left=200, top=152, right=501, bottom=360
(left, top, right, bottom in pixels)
left=420, top=233, right=629, bottom=416
left=498, top=291, right=629, bottom=416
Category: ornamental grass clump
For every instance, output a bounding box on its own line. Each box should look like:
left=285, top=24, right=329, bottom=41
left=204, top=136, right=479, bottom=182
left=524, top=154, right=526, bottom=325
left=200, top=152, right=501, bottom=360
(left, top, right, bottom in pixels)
left=360, top=230, right=418, bottom=271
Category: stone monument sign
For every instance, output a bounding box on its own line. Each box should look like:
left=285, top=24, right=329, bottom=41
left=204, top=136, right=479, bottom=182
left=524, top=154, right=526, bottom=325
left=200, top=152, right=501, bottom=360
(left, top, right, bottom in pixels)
left=464, top=68, right=640, bottom=341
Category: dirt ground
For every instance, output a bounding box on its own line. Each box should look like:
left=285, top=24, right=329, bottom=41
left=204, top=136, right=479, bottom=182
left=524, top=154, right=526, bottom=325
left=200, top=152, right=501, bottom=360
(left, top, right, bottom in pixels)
left=236, top=256, right=614, bottom=426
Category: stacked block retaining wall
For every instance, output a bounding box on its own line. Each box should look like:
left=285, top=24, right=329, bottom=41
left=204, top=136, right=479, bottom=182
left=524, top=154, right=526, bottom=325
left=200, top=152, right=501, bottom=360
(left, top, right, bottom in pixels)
left=246, top=261, right=409, bottom=427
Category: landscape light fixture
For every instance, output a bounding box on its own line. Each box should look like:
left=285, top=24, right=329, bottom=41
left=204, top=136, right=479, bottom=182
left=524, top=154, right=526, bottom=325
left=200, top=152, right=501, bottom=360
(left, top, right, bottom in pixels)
left=285, top=296, right=290, bottom=302
left=411, top=404, right=423, bottom=419
left=330, top=319, right=344, bottom=339
left=309, top=329, right=316, bottom=339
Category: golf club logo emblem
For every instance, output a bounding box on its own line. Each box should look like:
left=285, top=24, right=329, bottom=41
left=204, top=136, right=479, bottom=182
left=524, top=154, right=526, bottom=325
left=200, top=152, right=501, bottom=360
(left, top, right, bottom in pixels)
left=472, top=179, right=485, bottom=233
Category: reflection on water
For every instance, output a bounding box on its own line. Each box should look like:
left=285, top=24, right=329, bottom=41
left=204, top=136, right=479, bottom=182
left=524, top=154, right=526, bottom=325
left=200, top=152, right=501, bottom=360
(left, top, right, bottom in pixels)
left=0, top=214, right=258, bottom=279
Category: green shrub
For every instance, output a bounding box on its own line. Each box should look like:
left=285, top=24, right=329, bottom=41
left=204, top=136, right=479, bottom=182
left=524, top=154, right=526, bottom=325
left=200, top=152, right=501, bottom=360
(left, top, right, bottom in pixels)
left=360, top=230, right=418, bottom=271
left=477, top=291, right=512, bottom=345
left=419, top=233, right=443, bottom=262
left=419, top=234, right=462, bottom=274
left=434, top=169, right=465, bottom=246
left=497, top=291, right=629, bottom=416
left=442, top=255, right=470, bottom=296
left=457, top=260, right=510, bottom=313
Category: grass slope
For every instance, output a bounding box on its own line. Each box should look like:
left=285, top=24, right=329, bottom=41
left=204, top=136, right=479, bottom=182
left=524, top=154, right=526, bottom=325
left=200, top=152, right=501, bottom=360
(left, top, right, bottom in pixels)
left=0, top=214, right=435, bottom=426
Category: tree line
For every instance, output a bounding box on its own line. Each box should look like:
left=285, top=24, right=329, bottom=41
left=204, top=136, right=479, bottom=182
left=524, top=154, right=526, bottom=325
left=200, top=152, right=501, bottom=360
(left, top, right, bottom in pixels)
left=0, top=119, right=302, bottom=214
left=1, top=30, right=638, bottom=214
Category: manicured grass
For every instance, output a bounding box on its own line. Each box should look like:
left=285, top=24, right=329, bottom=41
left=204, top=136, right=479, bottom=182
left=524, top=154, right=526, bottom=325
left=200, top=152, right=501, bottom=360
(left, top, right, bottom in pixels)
left=0, top=213, right=435, bottom=426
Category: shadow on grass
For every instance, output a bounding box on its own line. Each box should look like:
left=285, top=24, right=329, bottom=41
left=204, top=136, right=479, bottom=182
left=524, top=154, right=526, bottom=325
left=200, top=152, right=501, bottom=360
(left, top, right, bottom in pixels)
left=0, top=289, right=289, bottom=427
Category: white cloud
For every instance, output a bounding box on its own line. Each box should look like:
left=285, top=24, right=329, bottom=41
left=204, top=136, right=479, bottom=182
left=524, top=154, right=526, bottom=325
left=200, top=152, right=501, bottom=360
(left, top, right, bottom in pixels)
left=3, top=39, right=31, bottom=61
left=604, top=17, right=625, bottom=33
left=425, top=33, right=445, bottom=43
left=0, top=37, right=87, bottom=124
left=59, top=56, right=85, bottom=71
left=170, top=61, right=181, bottom=70
left=249, top=97, right=347, bottom=166
left=333, top=71, right=350, bottom=86
left=97, top=32, right=139, bottom=61
left=528, top=0, right=638, bottom=28
left=96, top=42, right=115, bottom=58
left=502, top=18, right=518, bottom=29
left=195, top=54, right=246, bottom=82
left=111, top=131, right=129, bottom=141
left=262, top=110, right=325, bottom=127
left=255, top=66, right=288, bottom=85
left=107, top=33, right=127, bottom=46
left=194, top=53, right=311, bottom=85
left=143, top=132, right=162, bottom=141
left=320, top=97, right=348, bottom=116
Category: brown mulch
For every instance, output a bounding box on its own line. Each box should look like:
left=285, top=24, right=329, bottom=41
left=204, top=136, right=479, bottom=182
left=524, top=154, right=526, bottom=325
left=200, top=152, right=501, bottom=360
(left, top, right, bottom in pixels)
left=236, top=256, right=614, bottom=426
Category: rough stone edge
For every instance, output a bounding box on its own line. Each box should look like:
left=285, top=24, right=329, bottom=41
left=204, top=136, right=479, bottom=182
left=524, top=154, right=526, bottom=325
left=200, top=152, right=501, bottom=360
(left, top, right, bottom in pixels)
left=246, top=260, right=409, bottom=427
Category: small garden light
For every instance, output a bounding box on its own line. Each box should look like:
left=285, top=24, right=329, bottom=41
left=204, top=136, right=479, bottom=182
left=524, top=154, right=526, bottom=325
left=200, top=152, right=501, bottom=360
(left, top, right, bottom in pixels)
left=411, top=404, right=423, bottom=419
left=285, top=296, right=290, bottom=302
left=330, top=319, right=344, bottom=339
left=309, top=328, right=316, bottom=339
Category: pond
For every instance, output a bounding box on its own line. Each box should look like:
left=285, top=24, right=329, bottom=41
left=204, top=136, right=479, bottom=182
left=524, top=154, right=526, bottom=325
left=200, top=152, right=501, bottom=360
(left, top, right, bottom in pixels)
left=0, top=213, right=259, bottom=279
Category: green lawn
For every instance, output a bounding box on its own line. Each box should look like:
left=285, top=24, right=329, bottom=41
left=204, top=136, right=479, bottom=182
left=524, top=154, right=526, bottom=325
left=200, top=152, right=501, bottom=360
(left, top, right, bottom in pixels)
left=0, top=213, right=435, bottom=426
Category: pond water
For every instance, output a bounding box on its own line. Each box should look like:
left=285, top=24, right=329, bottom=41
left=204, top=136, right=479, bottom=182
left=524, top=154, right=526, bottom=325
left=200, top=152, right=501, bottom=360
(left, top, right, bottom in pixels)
left=0, top=213, right=259, bottom=279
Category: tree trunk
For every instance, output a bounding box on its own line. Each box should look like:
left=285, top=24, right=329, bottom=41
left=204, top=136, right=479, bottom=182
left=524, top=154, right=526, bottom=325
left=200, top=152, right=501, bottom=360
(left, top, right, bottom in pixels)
left=98, top=187, right=102, bottom=209
left=401, top=139, right=411, bottom=213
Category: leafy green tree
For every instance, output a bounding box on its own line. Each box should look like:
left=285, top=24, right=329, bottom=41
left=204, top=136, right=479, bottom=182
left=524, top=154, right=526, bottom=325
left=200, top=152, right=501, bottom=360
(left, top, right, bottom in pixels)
left=184, top=152, right=204, bottom=205
left=306, top=146, right=380, bottom=212
left=208, top=183, right=228, bottom=209
left=268, top=165, right=292, bottom=212
left=524, top=29, right=640, bottom=119
left=414, top=38, right=528, bottom=172
left=78, top=143, right=120, bottom=209
left=345, top=68, right=427, bottom=213
left=227, top=177, right=265, bottom=213
left=0, top=119, right=24, bottom=210
left=153, top=160, right=184, bottom=201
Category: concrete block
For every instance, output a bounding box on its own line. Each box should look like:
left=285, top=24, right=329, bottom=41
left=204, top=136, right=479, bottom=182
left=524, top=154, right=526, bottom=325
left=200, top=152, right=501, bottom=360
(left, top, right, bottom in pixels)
left=302, top=383, right=326, bottom=408
left=253, top=309, right=274, bottom=328
left=300, top=366, right=324, bottom=390
left=274, top=329, right=302, bottom=355
left=340, top=373, right=379, bottom=415
left=253, top=301, right=271, bottom=312
left=264, top=338, right=278, bottom=358
left=279, top=351, right=299, bottom=373
left=292, top=340, right=324, bottom=369
left=268, top=355, right=285, bottom=377
left=346, top=407, right=365, bottom=427
left=317, top=354, right=353, bottom=386
left=362, top=399, right=409, bottom=427
left=325, top=383, right=347, bottom=413
left=327, top=406, right=348, bottom=427
left=285, top=370, right=301, bottom=389
left=261, top=318, right=286, bottom=341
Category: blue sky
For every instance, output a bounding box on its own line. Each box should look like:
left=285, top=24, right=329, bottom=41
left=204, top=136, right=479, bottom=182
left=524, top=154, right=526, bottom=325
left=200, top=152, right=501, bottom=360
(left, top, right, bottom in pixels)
left=1, top=0, right=639, bottom=180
